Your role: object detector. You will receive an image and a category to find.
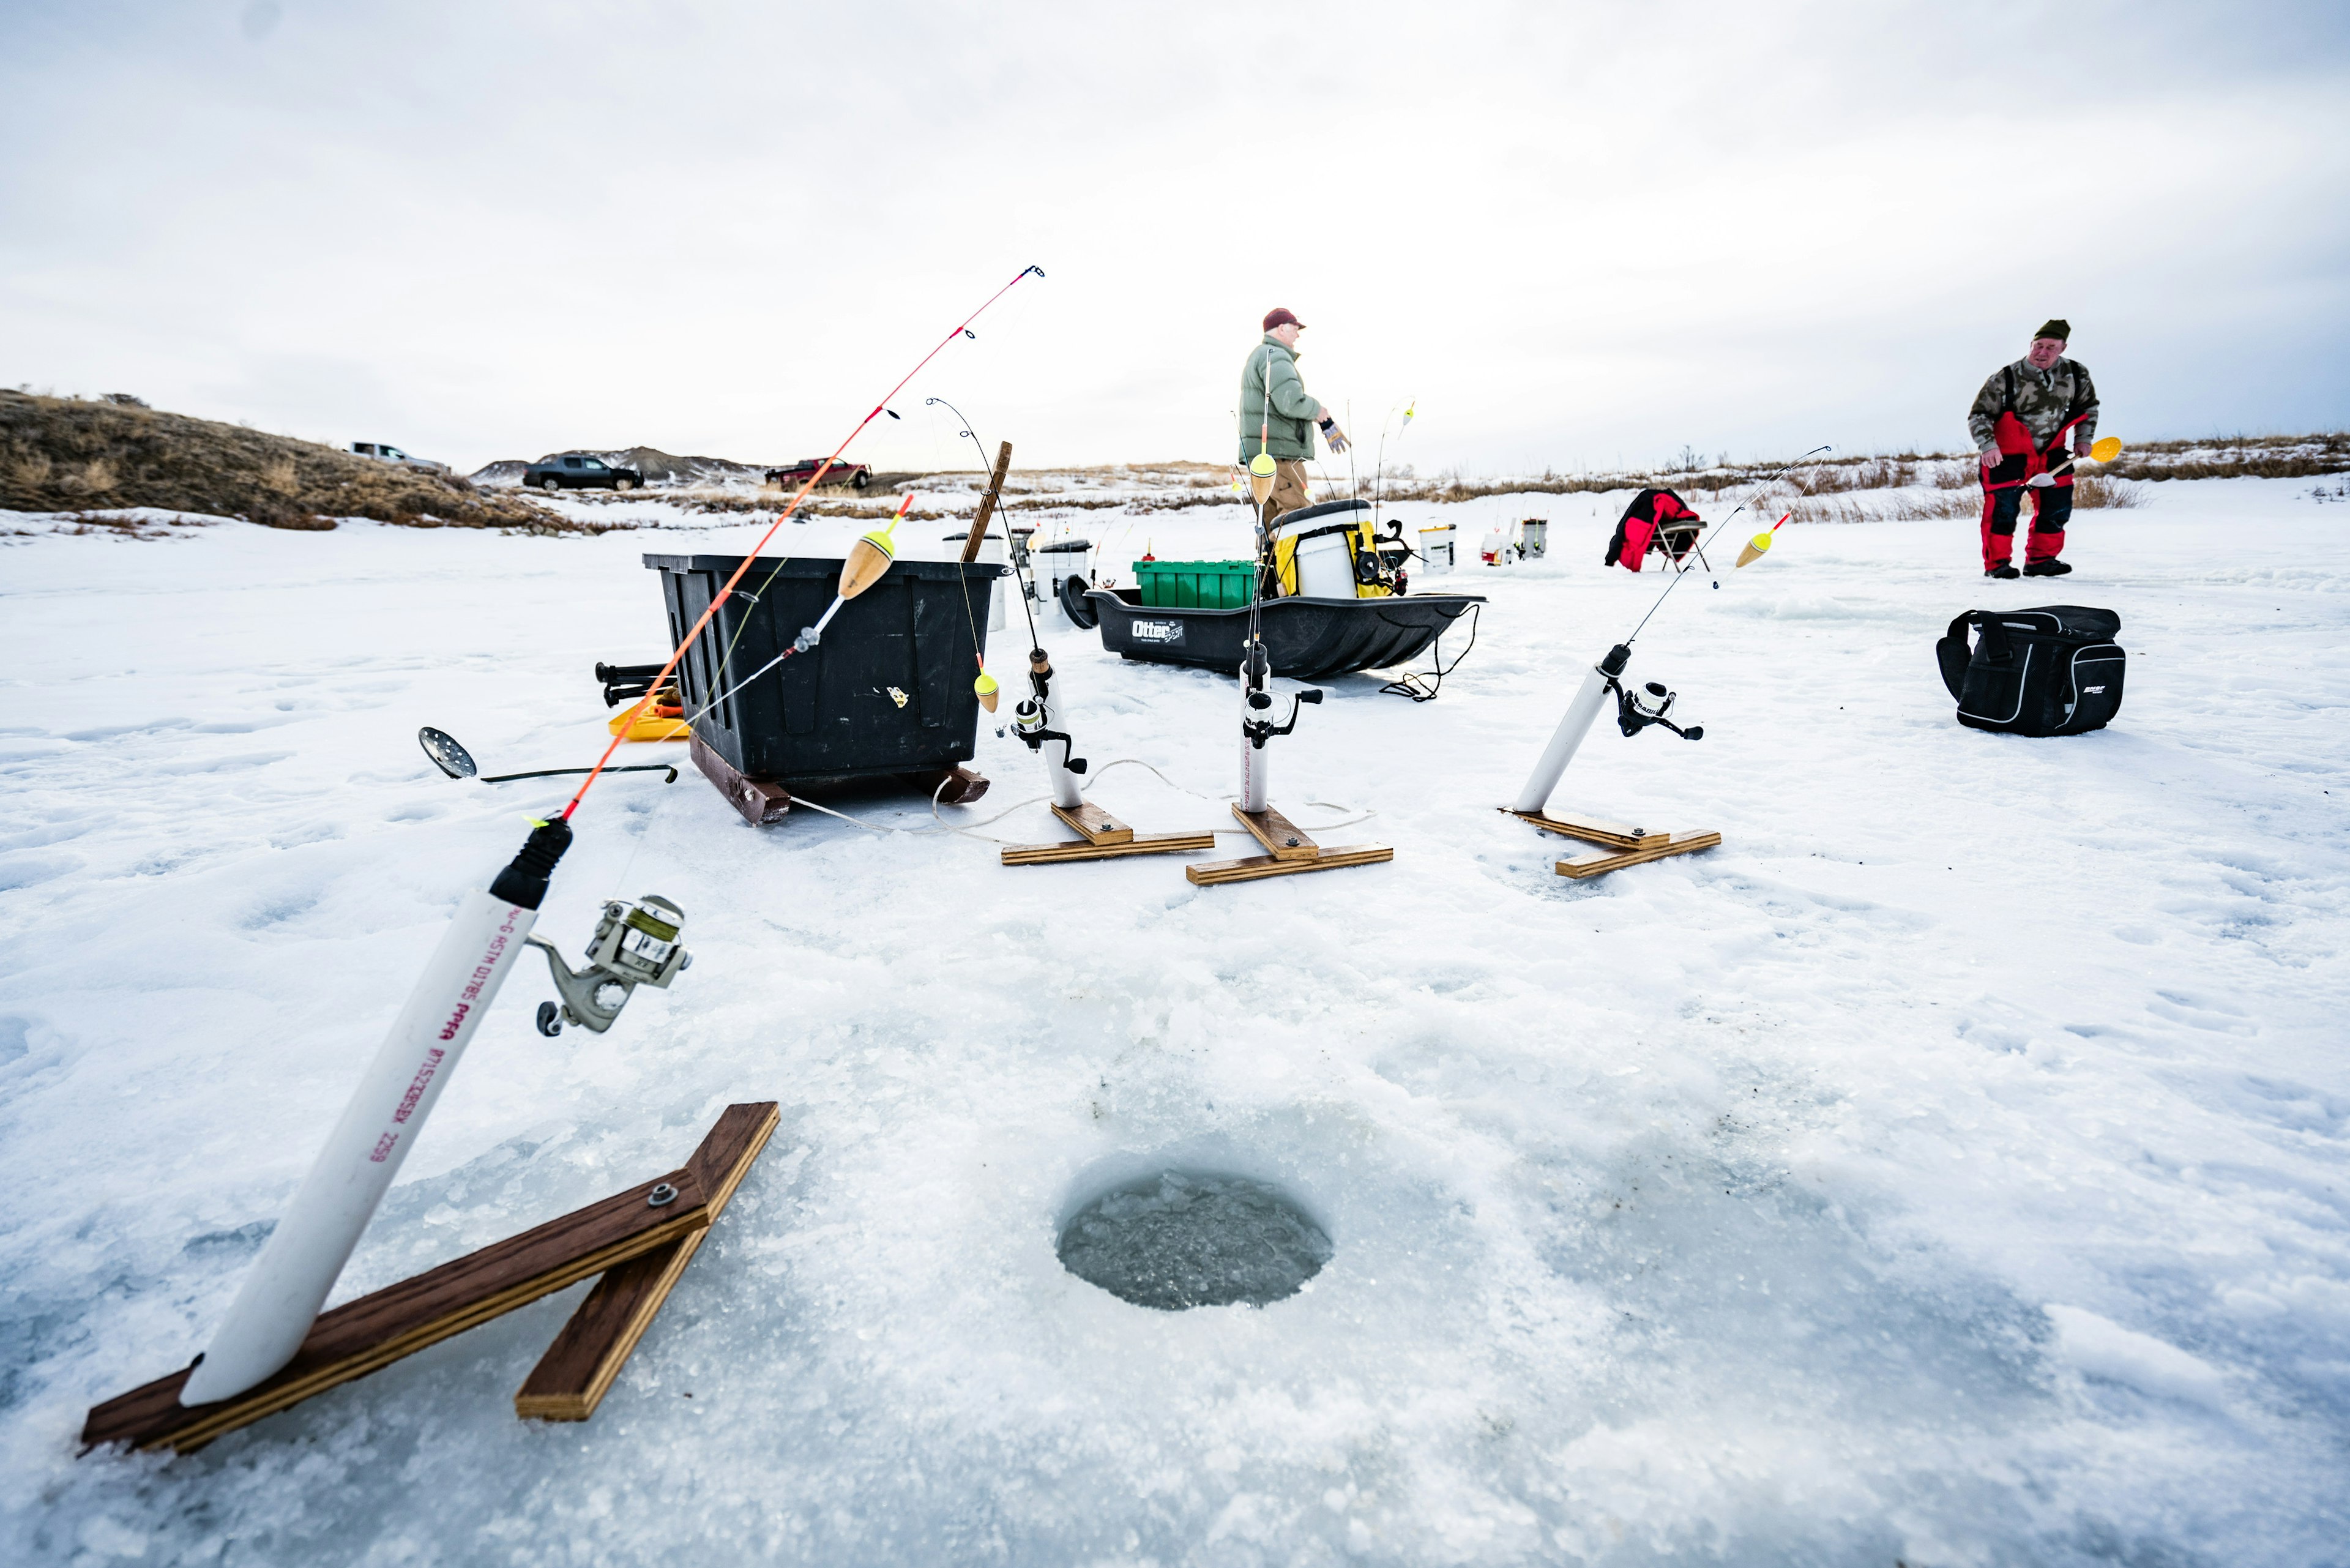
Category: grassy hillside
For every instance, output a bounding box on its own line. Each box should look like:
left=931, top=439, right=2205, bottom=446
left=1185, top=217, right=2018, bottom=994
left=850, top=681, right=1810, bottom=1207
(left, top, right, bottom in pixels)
left=0, top=390, right=554, bottom=529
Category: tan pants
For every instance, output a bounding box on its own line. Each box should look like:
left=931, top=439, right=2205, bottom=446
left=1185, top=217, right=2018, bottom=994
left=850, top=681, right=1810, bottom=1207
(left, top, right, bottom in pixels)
left=1259, top=459, right=1313, bottom=531
left=1257, top=460, right=1316, bottom=596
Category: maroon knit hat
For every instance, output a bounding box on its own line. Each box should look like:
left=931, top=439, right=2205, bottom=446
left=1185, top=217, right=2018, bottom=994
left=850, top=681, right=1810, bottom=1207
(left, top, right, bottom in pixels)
left=1263, top=307, right=1304, bottom=331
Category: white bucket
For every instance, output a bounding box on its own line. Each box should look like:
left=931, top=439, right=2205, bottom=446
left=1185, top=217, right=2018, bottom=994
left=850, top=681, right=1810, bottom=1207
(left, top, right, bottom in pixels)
left=1270, top=499, right=1371, bottom=599
left=1034, top=540, right=1090, bottom=625
left=1480, top=526, right=1512, bottom=566
left=1418, top=525, right=1455, bottom=573
left=1289, top=527, right=1358, bottom=598
left=1520, top=518, right=1548, bottom=559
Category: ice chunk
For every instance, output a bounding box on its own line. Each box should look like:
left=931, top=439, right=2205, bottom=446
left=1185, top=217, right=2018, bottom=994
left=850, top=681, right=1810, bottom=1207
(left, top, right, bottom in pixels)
left=2046, top=1304, right=2230, bottom=1408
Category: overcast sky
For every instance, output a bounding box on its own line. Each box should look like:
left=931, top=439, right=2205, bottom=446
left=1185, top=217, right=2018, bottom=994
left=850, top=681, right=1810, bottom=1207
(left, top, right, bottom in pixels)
left=4, top=1, right=2344, bottom=476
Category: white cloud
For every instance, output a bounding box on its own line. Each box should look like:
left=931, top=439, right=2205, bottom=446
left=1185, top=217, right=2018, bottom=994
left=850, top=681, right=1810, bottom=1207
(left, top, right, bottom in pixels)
left=2, top=0, right=2344, bottom=473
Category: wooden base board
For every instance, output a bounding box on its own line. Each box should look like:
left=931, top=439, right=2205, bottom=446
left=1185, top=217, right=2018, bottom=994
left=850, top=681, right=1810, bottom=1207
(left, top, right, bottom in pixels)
left=1555, top=829, right=1720, bottom=879
left=1232, top=804, right=1322, bottom=861
left=512, top=1233, right=704, bottom=1421
left=1185, top=843, right=1394, bottom=885
left=512, top=1102, right=777, bottom=1421
left=1052, top=802, right=1130, bottom=843
left=1000, top=802, right=1214, bottom=865
left=83, top=1103, right=780, bottom=1455
left=1187, top=802, right=1391, bottom=885
left=1501, top=805, right=1656, bottom=851
left=1002, top=831, right=1217, bottom=865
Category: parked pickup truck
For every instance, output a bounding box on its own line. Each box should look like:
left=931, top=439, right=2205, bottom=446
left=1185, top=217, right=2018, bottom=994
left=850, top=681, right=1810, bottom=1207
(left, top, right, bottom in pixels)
left=522, top=454, right=643, bottom=493
left=352, top=441, right=449, bottom=474
left=764, top=457, right=871, bottom=490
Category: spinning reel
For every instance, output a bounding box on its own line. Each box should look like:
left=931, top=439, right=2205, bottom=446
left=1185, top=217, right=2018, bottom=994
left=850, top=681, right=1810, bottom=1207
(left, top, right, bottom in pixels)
left=1011, top=646, right=1087, bottom=774
left=1011, top=700, right=1087, bottom=773
left=1239, top=640, right=1322, bottom=750
left=1243, top=684, right=1323, bottom=747
left=1608, top=673, right=1704, bottom=741
left=526, top=894, right=692, bottom=1037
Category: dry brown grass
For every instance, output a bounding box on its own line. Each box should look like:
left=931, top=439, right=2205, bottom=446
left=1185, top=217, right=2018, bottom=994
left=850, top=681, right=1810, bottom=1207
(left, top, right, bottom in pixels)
left=1786, top=476, right=2143, bottom=523
left=0, top=390, right=595, bottom=532
left=2097, top=431, right=2349, bottom=482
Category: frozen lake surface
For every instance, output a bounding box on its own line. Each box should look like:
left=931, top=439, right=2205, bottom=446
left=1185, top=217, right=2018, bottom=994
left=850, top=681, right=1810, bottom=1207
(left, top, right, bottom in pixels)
left=2, top=479, right=2346, bottom=1564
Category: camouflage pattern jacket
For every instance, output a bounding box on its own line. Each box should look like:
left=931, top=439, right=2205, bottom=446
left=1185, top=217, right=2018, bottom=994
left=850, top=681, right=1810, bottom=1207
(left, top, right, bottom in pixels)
left=1968, top=357, right=2099, bottom=454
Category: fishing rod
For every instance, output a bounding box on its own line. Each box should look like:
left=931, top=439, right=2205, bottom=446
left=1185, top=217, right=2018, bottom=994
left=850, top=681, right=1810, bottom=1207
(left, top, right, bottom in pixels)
left=177, top=266, right=1046, bottom=1409
left=926, top=394, right=1032, bottom=711
left=1509, top=445, right=1832, bottom=821
left=558, top=264, right=1045, bottom=826
left=1370, top=397, right=1414, bottom=538
left=1626, top=445, right=1832, bottom=639
left=915, top=395, right=1098, bottom=824
left=1234, top=372, right=1322, bottom=819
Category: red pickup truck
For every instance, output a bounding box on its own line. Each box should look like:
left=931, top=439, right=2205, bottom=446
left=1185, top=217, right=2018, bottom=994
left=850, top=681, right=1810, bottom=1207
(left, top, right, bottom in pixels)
left=764, top=458, right=871, bottom=490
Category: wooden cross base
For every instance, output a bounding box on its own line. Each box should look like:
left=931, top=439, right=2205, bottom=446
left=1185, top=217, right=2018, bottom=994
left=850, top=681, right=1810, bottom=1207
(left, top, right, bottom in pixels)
left=81, top=1102, right=780, bottom=1455
left=1502, top=806, right=1720, bottom=879
left=1185, top=804, right=1393, bottom=886
left=1001, top=801, right=1215, bottom=865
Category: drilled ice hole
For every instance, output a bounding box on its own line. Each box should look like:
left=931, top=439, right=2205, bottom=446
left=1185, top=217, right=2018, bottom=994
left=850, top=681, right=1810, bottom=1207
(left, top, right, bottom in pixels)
left=1057, top=1170, right=1332, bottom=1310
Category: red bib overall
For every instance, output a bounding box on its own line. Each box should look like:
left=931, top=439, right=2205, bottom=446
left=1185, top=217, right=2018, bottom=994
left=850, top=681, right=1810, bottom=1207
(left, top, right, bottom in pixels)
left=1980, top=366, right=2093, bottom=569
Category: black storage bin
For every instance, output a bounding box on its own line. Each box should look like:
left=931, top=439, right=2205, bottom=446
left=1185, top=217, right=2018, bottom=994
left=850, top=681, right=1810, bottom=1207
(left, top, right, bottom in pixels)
left=644, top=553, right=1004, bottom=782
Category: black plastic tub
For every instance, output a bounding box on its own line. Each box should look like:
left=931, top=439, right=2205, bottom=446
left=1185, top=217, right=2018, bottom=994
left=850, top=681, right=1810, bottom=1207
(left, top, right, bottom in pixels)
left=644, top=553, right=1003, bottom=781
left=1086, top=588, right=1485, bottom=680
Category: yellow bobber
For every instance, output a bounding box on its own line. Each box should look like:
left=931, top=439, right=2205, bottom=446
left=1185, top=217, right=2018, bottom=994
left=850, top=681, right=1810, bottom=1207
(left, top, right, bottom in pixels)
left=975, top=668, right=1000, bottom=714
left=1248, top=452, right=1277, bottom=506
left=1736, top=532, right=1773, bottom=568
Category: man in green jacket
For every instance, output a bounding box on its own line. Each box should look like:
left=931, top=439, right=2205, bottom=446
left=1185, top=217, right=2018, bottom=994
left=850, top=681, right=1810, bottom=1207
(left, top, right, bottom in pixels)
left=1239, top=307, right=1348, bottom=529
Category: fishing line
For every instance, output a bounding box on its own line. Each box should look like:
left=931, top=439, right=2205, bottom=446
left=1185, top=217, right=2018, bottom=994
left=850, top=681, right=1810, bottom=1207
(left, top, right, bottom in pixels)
left=927, top=396, right=1043, bottom=652
left=1379, top=601, right=1480, bottom=703
left=922, top=397, right=1010, bottom=679
left=558, top=264, right=1046, bottom=823
left=775, top=756, right=1373, bottom=844
left=1625, top=444, right=1832, bottom=645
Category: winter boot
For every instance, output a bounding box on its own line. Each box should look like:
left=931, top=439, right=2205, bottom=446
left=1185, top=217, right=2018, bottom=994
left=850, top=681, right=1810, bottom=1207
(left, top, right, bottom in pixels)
left=1985, top=564, right=2021, bottom=580
left=2023, top=559, right=2073, bottom=577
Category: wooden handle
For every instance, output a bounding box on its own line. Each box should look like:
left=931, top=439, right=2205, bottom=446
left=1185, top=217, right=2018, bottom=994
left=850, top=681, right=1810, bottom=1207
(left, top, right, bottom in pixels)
left=960, top=441, right=1013, bottom=564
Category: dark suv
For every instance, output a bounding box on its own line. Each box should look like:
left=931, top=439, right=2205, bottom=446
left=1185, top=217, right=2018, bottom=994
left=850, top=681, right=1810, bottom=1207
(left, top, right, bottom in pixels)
left=523, top=454, right=643, bottom=493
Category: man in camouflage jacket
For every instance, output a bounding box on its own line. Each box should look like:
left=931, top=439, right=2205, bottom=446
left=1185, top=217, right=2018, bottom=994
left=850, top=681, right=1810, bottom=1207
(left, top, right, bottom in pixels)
left=1968, top=319, right=2099, bottom=578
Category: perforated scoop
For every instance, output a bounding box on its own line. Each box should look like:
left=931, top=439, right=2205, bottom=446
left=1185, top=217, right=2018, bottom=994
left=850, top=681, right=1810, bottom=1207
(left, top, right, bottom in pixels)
left=418, top=726, right=478, bottom=778
left=417, top=725, right=674, bottom=786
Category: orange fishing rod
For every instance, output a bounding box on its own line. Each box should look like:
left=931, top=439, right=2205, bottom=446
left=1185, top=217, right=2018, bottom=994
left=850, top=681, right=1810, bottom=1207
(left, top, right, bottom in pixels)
left=558, top=264, right=1045, bottom=822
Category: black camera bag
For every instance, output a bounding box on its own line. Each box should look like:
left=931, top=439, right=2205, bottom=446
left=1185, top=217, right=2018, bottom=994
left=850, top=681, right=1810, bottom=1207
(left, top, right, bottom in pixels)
left=1935, top=605, right=2125, bottom=736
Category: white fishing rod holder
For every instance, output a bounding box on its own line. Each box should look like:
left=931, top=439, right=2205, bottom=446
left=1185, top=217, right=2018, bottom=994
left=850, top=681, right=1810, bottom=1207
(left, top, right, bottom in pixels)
left=1510, top=643, right=1704, bottom=816
left=1012, top=647, right=1087, bottom=811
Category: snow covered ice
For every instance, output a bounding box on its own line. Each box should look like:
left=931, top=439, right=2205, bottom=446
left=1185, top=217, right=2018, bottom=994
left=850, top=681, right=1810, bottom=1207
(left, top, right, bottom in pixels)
left=2, top=478, right=2346, bottom=1564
